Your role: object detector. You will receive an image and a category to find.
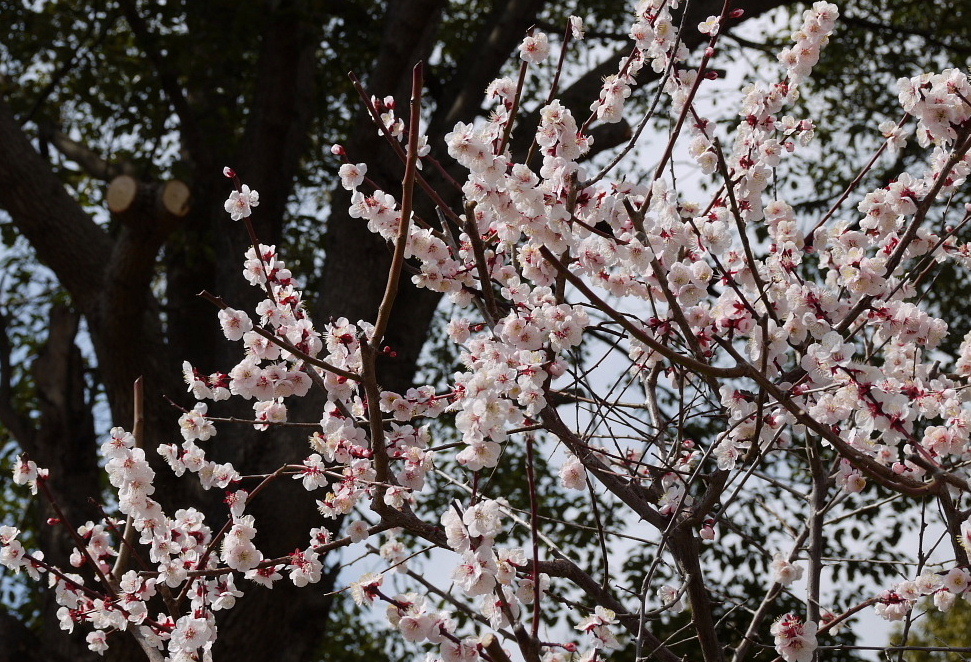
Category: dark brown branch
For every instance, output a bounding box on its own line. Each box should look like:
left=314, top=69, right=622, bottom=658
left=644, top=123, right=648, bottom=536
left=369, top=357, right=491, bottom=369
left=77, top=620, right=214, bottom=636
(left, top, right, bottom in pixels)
left=536, top=558, right=682, bottom=662
left=117, top=0, right=208, bottom=168
left=0, top=101, right=111, bottom=314
left=541, top=405, right=667, bottom=529
left=38, top=125, right=131, bottom=181
left=669, top=528, right=726, bottom=662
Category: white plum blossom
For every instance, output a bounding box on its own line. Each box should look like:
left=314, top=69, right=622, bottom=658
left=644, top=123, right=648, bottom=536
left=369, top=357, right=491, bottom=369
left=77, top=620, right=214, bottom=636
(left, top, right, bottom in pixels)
left=770, top=553, right=805, bottom=587
left=559, top=454, right=587, bottom=490
left=338, top=163, right=367, bottom=190
left=576, top=606, right=621, bottom=650
left=11, top=3, right=971, bottom=660
left=224, top=184, right=260, bottom=221
left=519, top=32, right=550, bottom=63
left=218, top=307, right=253, bottom=341
left=347, top=520, right=370, bottom=543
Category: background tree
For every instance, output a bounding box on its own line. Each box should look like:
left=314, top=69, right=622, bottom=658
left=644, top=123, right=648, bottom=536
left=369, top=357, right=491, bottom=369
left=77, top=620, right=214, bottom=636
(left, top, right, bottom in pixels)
left=0, top=1, right=969, bottom=661
left=892, top=599, right=971, bottom=661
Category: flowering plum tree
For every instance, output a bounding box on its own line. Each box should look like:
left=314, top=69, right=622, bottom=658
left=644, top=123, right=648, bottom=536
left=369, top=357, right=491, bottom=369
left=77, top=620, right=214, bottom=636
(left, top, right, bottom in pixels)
left=4, top=1, right=971, bottom=662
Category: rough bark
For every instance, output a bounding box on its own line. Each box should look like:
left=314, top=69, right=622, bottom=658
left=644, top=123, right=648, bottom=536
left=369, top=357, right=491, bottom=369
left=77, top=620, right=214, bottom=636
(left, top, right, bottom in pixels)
left=0, top=605, right=72, bottom=662
left=0, top=101, right=111, bottom=315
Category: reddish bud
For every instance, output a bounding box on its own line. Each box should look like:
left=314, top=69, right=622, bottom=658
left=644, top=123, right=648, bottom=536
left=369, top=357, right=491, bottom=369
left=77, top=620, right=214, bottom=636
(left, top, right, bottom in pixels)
left=705, top=70, right=719, bottom=80
left=222, top=166, right=236, bottom=179
left=47, top=518, right=61, bottom=526
left=331, top=144, right=345, bottom=156
left=730, top=8, right=744, bottom=18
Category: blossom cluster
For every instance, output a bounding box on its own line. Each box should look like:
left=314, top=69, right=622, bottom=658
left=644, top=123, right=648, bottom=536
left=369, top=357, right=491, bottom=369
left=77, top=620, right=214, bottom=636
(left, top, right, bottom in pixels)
left=771, top=613, right=818, bottom=662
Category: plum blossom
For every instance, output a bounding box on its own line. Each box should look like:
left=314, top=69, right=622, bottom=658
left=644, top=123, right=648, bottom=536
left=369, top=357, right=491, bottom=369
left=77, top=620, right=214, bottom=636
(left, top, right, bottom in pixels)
left=339, top=163, right=367, bottom=191
left=178, top=403, right=216, bottom=442
left=576, top=606, right=621, bottom=650
left=519, top=32, right=550, bottom=63
left=12, top=456, right=45, bottom=495
left=12, top=4, right=971, bottom=660
left=770, top=553, right=804, bottom=587
left=658, top=584, right=685, bottom=613
left=170, top=615, right=213, bottom=652
left=559, top=454, right=587, bottom=490
left=350, top=572, right=383, bottom=606
left=771, top=614, right=817, bottom=662
left=224, top=184, right=260, bottom=221
left=218, top=308, right=253, bottom=341
left=569, top=16, right=585, bottom=39
left=698, top=15, right=720, bottom=35
left=346, top=520, right=370, bottom=543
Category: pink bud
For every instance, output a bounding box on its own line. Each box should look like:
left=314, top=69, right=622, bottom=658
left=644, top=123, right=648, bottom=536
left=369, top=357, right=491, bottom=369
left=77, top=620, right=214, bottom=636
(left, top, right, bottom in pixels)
left=730, top=8, right=744, bottom=18
left=331, top=144, right=345, bottom=156
left=222, top=166, right=236, bottom=178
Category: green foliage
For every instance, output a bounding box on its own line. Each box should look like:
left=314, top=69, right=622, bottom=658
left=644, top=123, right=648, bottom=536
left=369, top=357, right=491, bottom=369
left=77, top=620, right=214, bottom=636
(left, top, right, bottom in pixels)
left=892, top=597, right=971, bottom=661
left=314, top=594, right=398, bottom=662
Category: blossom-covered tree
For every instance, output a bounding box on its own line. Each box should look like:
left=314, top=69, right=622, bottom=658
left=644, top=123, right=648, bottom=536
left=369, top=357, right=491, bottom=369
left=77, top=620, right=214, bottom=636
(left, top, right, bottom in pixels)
left=5, top=1, right=971, bottom=662
left=0, top=1, right=783, bottom=660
